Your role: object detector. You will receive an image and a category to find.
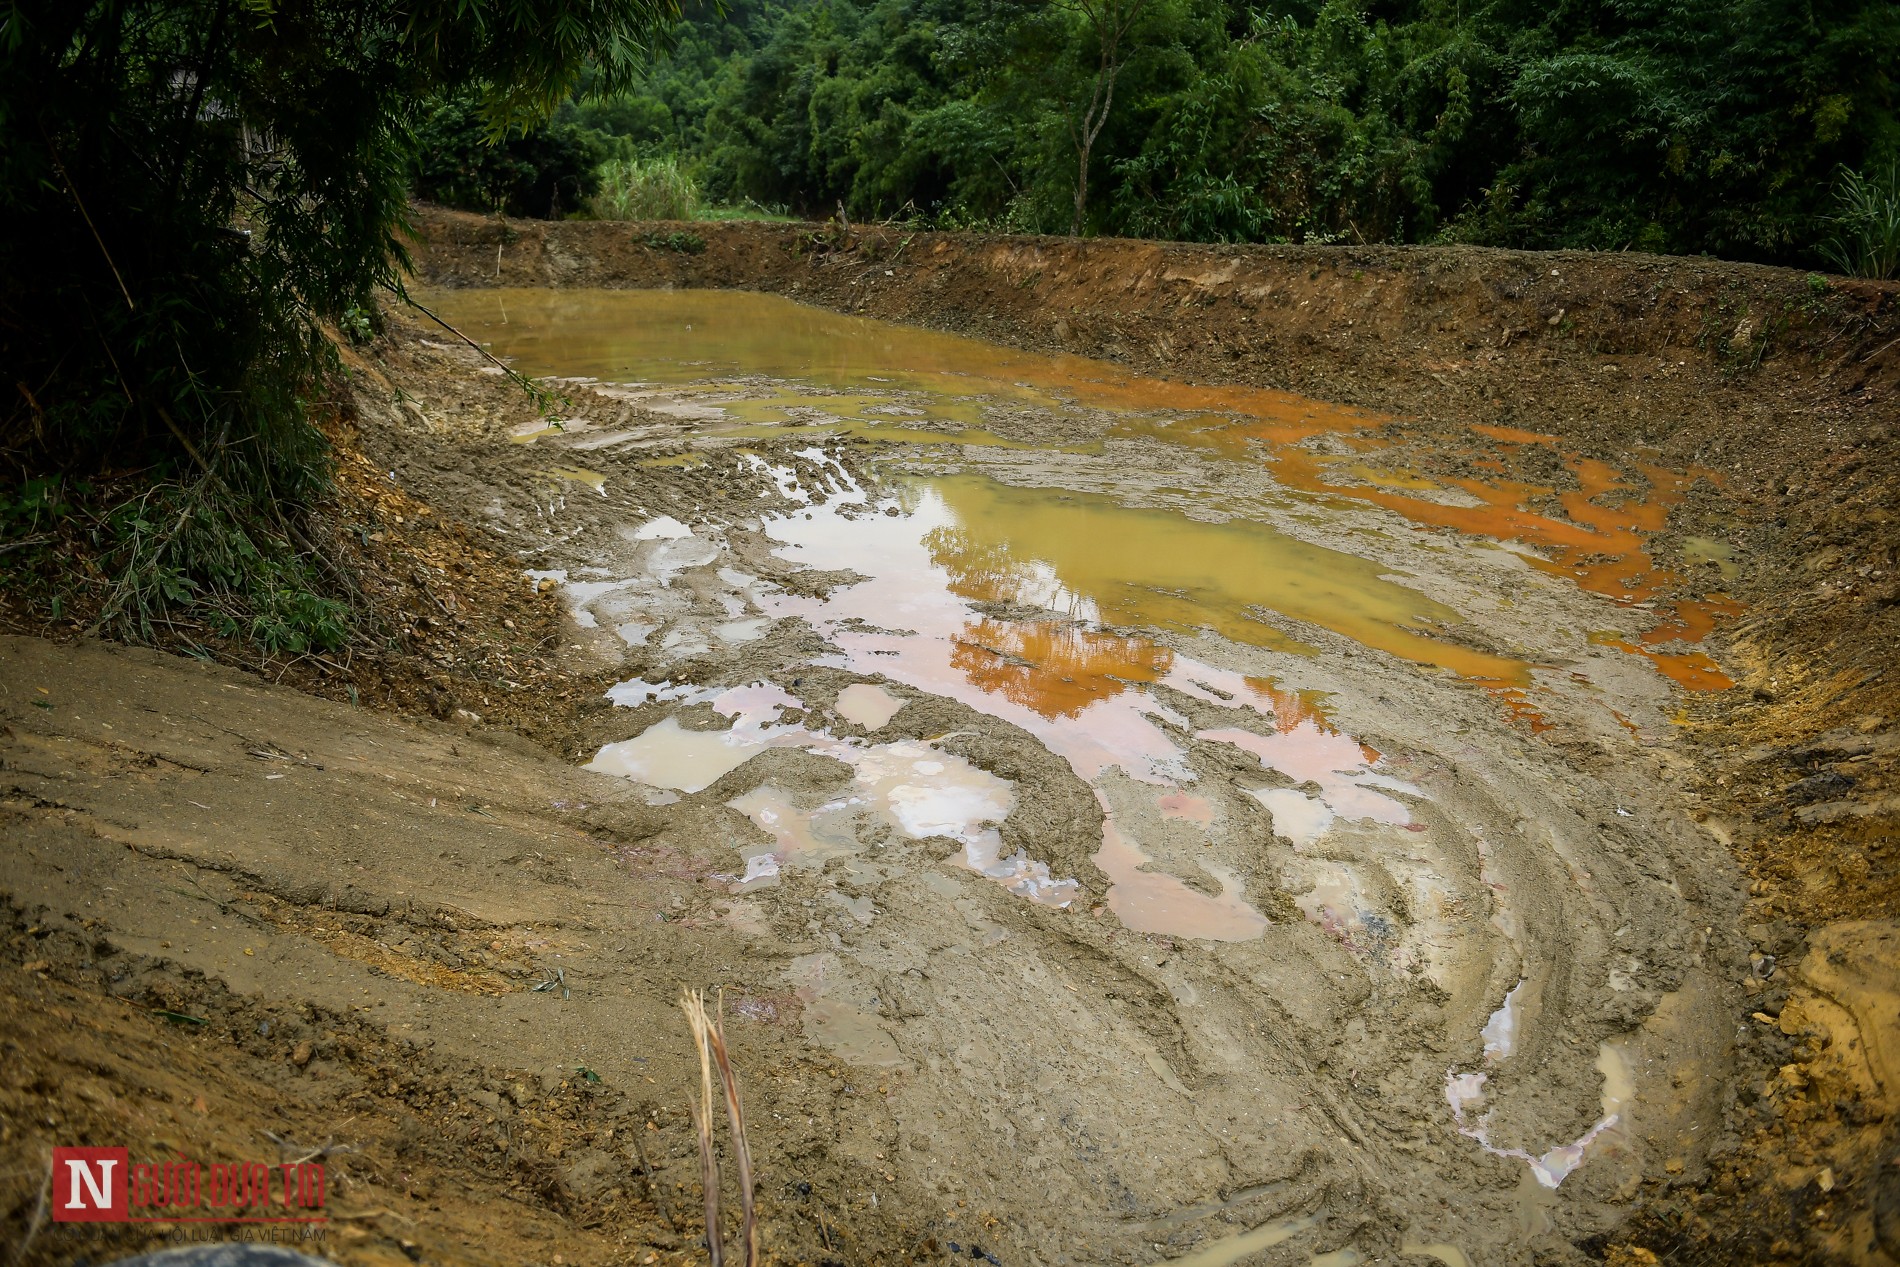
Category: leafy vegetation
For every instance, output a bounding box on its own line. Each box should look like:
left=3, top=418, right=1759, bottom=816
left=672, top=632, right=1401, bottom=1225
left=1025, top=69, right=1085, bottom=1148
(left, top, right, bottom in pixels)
left=595, top=155, right=703, bottom=219
left=638, top=229, right=711, bottom=252
left=1819, top=162, right=1900, bottom=280
left=412, top=94, right=606, bottom=218
left=521, top=0, right=1897, bottom=267
left=1, top=0, right=679, bottom=651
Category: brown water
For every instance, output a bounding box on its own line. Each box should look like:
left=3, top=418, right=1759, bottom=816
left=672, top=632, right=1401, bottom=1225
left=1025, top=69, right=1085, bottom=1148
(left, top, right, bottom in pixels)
left=425, top=286, right=1735, bottom=691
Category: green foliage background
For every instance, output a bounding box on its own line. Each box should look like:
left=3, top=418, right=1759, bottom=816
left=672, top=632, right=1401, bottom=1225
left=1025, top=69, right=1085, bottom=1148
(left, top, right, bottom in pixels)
left=1, top=0, right=677, bottom=650
left=540, top=0, right=1897, bottom=264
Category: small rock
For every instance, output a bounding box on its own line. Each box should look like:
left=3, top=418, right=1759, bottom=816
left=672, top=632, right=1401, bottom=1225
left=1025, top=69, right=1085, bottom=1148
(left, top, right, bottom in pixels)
left=452, top=708, right=482, bottom=725
left=21, top=960, right=49, bottom=974
left=290, top=1041, right=313, bottom=1068
left=537, top=577, right=558, bottom=593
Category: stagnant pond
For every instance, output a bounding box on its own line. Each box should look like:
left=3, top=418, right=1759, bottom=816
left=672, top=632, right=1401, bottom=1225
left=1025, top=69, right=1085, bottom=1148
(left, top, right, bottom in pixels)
left=414, top=286, right=1741, bottom=1263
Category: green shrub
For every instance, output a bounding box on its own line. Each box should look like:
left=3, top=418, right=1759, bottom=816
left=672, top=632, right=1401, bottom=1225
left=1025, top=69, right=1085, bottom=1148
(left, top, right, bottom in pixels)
left=1818, top=163, right=1900, bottom=280
left=592, top=156, right=702, bottom=220
left=638, top=230, right=708, bottom=253
left=412, top=93, right=606, bottom=219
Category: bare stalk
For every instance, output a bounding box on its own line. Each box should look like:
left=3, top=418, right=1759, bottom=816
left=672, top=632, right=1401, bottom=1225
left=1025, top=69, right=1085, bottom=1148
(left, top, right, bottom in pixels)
left=681, top=989, right=724, bottom=1267
left=707, top=991, right=758, bottom=1267
left=9, top=1149, right=51, bottom=1267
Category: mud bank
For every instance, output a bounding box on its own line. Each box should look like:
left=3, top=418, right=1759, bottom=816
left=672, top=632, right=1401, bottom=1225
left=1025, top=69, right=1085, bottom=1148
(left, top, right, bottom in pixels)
left=1, top=215, right=1894, bottom=1267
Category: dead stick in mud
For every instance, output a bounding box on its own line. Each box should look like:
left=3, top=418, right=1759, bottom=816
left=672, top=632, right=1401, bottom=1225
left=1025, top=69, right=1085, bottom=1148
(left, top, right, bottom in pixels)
left=706, top=990, right=759, bottom=1267
left=632, top=1129, right=678, bottom=1232
left=45, top=131, right=134, bottom=313
left=9, top=1149, right=51, bottom=1267
left=388, top=286, right=554, bottom=407
left=682, top=989, right=725, bottom=1267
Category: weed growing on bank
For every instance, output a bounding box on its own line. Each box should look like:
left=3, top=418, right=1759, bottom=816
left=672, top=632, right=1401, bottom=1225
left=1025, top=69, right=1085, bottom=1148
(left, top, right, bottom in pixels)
left=0, top=471, right=350, bottom=656
left=1820, top=162, right=1900, bottom=280
left=593, top=155, right=701, bottom=220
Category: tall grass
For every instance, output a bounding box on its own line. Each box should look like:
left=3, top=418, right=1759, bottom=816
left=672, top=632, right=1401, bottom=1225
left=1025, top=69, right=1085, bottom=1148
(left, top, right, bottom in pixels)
left=1818, top=162, right=1900, bottom=280
left=591, top=156, right=701, bottom=221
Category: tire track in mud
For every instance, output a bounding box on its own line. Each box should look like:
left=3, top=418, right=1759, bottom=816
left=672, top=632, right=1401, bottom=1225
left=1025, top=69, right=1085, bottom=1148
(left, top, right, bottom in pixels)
left=350, top=286, right=1757, bottom=1263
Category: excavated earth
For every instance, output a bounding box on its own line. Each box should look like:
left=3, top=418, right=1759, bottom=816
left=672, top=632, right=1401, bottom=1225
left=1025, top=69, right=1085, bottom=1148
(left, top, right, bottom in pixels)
left=3, top=207, right=1897, bottom=1267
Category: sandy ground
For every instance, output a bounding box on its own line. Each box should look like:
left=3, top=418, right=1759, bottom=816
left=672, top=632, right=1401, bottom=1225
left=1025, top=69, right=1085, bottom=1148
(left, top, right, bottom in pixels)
left=3, top=214, right=1898, bottom=1266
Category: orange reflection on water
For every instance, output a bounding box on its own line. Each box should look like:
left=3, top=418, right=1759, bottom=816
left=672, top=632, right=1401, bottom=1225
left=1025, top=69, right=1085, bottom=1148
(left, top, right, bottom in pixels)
left=949, top=618, right=1171, bottom=720
left=916, top=476, right=1535, bottom=685
left=1243, top=676, right=1334, bottom=736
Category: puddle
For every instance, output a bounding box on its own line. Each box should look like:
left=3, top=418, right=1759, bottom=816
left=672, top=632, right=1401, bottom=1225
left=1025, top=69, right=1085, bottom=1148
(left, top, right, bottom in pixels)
left=1398, top=1239, right=1473, bottom=1267
left=1681, top=534, right=1738, bottom=580
left=790, top=952, right=908, bottom=1068
left=588, top=678, right=1075, bottom=903
left=835, top=683, right=906, bottom=730
left=419, top=287, right=1379, bottom=440
left=1446, top=1024, right=1635, bottom=1188
left=425, top=287, right=1738, bottom=690
left=727, top=460, right=1462, bottom=942
left=539, top=465, right=607, bottom=495
left=1164, top=1213, right=1320, bottom=1267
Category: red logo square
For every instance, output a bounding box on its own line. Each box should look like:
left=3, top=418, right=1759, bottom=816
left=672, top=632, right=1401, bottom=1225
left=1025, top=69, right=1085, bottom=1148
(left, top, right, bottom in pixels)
left=51, top=1147, right=129, bottom=1222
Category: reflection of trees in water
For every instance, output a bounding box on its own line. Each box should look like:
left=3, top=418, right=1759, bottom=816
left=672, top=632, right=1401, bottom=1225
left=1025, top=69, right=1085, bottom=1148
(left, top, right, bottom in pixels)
left=924, top=512, right=1344, bottom=731
left=923, top=525, right=1037, bottom=607
left=926, top=521, right=1171, bottom=718
left=951, top=619, right=1171, bottom=719
left=1243, top=676, right=1332, bottom=735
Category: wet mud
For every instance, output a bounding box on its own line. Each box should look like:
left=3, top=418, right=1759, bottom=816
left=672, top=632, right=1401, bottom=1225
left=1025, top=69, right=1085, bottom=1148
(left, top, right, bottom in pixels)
left=358, top=283, right=1756, bottom=1263
left=7, top=214, right=1896, bottom=1266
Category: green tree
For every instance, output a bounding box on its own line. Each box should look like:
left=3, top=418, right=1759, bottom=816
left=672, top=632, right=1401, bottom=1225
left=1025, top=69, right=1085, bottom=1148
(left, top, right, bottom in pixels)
left=1058, top=0, right=1157, bottom=233
left=1, top=0, right=677, bottom=646
left=573, top=0, right=1895, bottom=262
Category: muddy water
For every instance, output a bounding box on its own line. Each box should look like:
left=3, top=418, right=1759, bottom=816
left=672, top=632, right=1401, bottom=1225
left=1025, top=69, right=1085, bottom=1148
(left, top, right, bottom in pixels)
left=415, top=286, right=1741, bottom=1263
left=433, top=286, right=1735, bottom=691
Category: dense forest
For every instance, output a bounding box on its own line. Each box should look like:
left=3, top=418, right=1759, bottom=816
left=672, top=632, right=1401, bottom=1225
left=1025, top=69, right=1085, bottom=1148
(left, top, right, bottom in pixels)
left=415, top=0, right=1899, bottom=270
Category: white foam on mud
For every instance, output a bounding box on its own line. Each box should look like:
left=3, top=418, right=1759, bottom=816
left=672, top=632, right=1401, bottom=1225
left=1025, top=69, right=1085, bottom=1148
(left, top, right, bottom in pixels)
left=631, top=514, right=694, bottom=540
left=1482, top=980, right=1526, bottom=1062
left=1444, top=1038, right=1634, bottom=1188
left=1248, top=787, right=1334, bottom=846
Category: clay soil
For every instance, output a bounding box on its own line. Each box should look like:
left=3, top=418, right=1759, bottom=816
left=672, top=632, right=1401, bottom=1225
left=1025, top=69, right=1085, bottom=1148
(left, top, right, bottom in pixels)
left=3, top=207, right=1898, bottom=1267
